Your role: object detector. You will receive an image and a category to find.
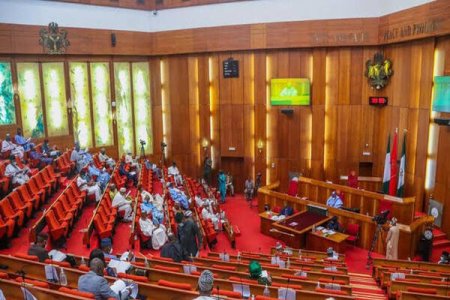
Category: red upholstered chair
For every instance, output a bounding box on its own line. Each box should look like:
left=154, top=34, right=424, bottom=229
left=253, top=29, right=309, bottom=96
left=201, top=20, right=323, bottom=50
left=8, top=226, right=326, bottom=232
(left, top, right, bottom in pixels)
left=255, top=296, right=278, bottom=300
left=211, top=264, right=236, bottom=271
left=345, top=223, right=360, bottom=246
left=17, top=185, right=41, bottom=210
left=52, top=202, right=74, bottom=226
left=39, top=170, right=57, bottom=191
left=0, top=198, right=25, bottom=227
left=271, top=282, right=302, bottom=290
left=14, top=253, right=39, bottom=261
left=117, top=273, right=149, bottom=283
left=15, top=277, right=49, bottom=288
left=212, top=289, right=242, bottom=298
left=97, top=207, right=115, bottom=226
left=44, top=259, right=71, bottom=268
left=59, top=287, right=95, bottom=299
left=78, top=265, right=90, bottom=272
left=33, top=175, right=51, bottom=196
left=153, top=265, right=180, bottom=272
left=157, top=279, right=192, bottom=291
left=45, top=209, right=68, bottom=241
left=0, top=272, right=8, bottom=279
left=315, top=287, right=348, bottom=295
left=406, top=287, right=437, bottom=294
left=7, top=192, right=33, bottom=218
left=26, top=178, right=46, bottom=203
left=62, top=193, right=81, bottom=214
left=94, top=215, right=112, bottom=239
left=0, top=214, right=15, bottom=239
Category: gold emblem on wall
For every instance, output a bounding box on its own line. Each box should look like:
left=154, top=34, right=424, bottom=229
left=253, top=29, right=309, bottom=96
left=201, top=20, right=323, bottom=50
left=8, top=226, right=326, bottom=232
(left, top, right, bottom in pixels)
left=365, top=52, right=393, bottom=90
left=39, top=22, right=70, bottom=55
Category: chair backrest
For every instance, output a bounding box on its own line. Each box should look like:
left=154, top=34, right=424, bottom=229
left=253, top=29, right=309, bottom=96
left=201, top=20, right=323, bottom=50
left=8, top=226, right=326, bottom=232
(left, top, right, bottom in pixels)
left=59, top=195, right=72, bottom=211
left=46, top=210, right=61, bottom=229
left=0, top=198, right=14, bottom=214
left=8, top=192, right=24, bottom=207
left=53, top=202, right=65, bottom=220
left=18, top=185, right=33, bottom=200
left=346, top=223, right=359, bottom=236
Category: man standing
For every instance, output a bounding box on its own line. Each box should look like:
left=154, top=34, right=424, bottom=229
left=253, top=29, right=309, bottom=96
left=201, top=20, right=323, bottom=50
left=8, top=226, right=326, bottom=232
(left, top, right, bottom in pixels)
left=226, top=173, right=234, bottom=196
left=179, top=210, right=202, bottom=258
left=203, top=156, right=212, bottom=185
left=217, top=170, right=227, bottom=204
left=386, top=217, right=399, bottom=260
left=112, top=187, right=133, bottom=222
left=160, top=233, right=187, bottom=262
left=71, top=143, right=86, bottom=172
left=244, top=177, right=254, bottom=206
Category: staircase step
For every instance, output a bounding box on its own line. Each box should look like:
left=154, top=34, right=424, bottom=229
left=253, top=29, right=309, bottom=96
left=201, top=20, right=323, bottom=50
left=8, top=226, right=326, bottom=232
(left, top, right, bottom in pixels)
left=434, top=232, right=447, bottom=241
left=433, top=240, right=450, bottom=247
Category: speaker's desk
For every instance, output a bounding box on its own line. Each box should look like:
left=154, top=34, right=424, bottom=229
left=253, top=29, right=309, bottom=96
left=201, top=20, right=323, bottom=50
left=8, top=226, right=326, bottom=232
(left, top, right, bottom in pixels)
left=268, top=210, right=331, bottom=248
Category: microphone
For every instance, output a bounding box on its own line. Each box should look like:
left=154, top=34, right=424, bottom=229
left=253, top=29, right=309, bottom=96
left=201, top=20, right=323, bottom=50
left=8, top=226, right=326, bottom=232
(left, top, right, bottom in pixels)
left=284, top=278, right=290, bottom=300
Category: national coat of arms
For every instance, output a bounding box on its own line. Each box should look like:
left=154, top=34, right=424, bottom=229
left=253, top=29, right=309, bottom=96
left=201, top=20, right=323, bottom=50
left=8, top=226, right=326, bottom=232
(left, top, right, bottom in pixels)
left=39, top=22, right=70, bottom=55
left=365, top=52, right=393, bottom=90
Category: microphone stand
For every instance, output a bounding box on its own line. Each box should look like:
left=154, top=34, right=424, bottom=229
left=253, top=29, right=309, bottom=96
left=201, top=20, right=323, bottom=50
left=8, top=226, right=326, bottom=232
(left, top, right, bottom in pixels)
left=284, top=278, right=290, bottom=300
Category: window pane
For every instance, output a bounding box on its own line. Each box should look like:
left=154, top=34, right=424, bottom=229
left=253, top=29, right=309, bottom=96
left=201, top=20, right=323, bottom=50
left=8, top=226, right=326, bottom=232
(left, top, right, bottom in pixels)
left=114, top=62, right=134, bottom=156
left=0, top=62, right=16, bottom=125
left=17, top=62, right=44, bottom=138
left=69, top=62, right=93, bottom=148
left=91, top=62, right=113, bottom=147
left=42, top=62, right=69, bottom=136
left=132, top=62, right=152, bottom=155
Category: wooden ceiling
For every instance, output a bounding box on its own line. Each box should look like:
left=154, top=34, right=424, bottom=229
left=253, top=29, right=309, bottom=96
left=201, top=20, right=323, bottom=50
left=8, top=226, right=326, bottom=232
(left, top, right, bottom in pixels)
left=52, top=0, right=246, bottom=11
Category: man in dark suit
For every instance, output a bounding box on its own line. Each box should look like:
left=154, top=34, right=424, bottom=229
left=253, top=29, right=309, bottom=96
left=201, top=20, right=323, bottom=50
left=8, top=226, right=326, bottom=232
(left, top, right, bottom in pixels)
left=28, top=232, right=49, bottom=262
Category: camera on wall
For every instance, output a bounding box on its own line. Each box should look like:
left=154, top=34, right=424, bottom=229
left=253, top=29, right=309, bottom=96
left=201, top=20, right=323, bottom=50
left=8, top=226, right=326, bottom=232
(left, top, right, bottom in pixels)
left=140, top=139, right=146, bottom=146
left=372, top=210, right=390, bottom=225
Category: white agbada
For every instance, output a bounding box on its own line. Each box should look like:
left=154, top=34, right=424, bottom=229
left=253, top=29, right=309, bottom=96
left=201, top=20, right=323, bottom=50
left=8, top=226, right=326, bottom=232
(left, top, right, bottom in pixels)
left=112, top=192, right=133, bottom=221
left=77, top=176, right=101, bottom=202
left=99, top=152, right=115, bottom=168
left=168, top=165, right=182, bottom=185
left=4, top=163, right=29, bottom=185
left=139, top=217, right=155, bottom=237
left=152, top=224, right=168, bottom=250
left=201, top=207, right=220, bottom=230
left=1, top=140, right=24, bottom=158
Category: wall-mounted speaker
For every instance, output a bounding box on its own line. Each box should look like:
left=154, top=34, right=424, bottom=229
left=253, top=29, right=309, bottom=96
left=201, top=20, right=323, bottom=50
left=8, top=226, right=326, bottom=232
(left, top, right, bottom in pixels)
left=111, top=33, right=116, bottom=47
left=281, top=108, right=294, bottom=116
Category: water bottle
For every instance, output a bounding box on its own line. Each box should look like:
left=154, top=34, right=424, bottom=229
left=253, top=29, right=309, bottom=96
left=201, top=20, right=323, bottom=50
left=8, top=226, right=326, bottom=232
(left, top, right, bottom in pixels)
left=144, top=256, right=149, bottom=268
left=263, top=284, right=270, bottom=296
left=80, top=257, right=86, bottom=266
left=59, top=268, right=68, bottom=286
left=316, top=281, right=320, bottom=289
left=287, top=257, right=291, bottom=269
left=298, top=249, right=302, bottom=259
left=237, top=251, right=241, bottom=262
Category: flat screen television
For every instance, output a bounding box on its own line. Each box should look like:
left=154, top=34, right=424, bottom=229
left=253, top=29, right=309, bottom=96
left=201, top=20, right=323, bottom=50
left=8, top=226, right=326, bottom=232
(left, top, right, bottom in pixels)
left=432, top=76, right=450, bottom=113
left=271, top=78, right=310, bottom=106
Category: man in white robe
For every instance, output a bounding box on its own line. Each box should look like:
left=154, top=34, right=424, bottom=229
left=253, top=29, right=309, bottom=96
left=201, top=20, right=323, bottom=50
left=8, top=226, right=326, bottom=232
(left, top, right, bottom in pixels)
left=77, top=169, right=101, bottom=202
left=4, top=156, right=30, bottom=185
left=1, top=134, right=24, bottom=159
left=98, top=148, right=115, bottom=169
left=386, top=217, right=400, bottom=260
left=112, top=187, right=133, bottom=222
left=125, top=152, right=140, bottom=172
left=201, top=203, right=221, bottom=231
left=151, top=219, right=168, bottom=250
left=139, top=211, right=155, bottom=248
left=167, top=162, right=183, bottom=186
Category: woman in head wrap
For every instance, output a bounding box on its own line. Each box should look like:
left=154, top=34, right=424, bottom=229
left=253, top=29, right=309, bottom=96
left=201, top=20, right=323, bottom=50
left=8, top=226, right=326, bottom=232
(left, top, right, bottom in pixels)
left=249, top=261, right=272, bottom=285
left=194, top=270, right=215, bottom=299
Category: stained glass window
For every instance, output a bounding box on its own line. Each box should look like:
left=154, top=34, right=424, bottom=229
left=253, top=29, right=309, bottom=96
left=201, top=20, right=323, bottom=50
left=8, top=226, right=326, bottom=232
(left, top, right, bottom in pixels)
left=0, top=62, right=16, bottom=125
left=91, top=62, right=113, bottom=147
left=42, top=62, right=69, bottom=136
left=69, top=62, right=93, bottom=148
left=114, top=62, right=134, bottom=156
left=17, top=62, right=44, bottom=138
left=132, top=62, right=152, bottom=155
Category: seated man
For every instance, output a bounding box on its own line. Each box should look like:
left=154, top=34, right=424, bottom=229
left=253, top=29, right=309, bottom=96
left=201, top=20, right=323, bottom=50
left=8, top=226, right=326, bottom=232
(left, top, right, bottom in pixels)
left=71, top=143, right=88, bottom=172
left=226, top=172, right=235, bottom=196
left=78, top=258, right=124, bottom=299
left=15, top=127, right=34, bottom=151
left=5, top=155, right=30, bottom=185
left=280, top=200, right=294, bottom=216
left=112, top=187, right=133, bottom=222
left=144, top=159, right=162, bottom=179
left=168, top=184, right=189, bottom=209
left=194, top=270, right=215, bottom=300
left=99, top=148, right=116, bottom=169
left=326, top=191, right=343, bottom=209
left=141, top=194, right=163, bottom=225
left=29, top=144, right=53, bottom=167
left=201, top=202, right=220, bottom=231
left=100, top=238, right=119, bottom=261
left=438, top=251, right=450, bottom=265
left=28, top=232, right=50, bottom=262
left=195, top=192, right=207, bottom=208
left=160, top=233, right=187, bottom=262
left=119, top=161, right=138, bottom=186
left=326, top=216, right=340, bottom=232
left=1, top=133, right=24, bottom=159
left=88, top=161, right=110, bottom=190
left=138, top=211, right=155, bottom=249
left=109, top=184, right=118, bottom=200
left=151, top=219, right=168, bottom=250
left=168, top=161, right=183, bottom=186
left=77, top=169, right=101, bottom=202
left=41, top=139, right=60, bottom=158
left=125, top=151, right=140, bottom=172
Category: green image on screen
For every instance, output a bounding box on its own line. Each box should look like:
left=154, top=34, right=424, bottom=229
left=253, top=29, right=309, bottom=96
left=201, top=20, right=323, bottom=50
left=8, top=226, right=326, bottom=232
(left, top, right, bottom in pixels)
left=432, top=76, right=450, bottom=113
left=271, top=78, right=310, bottom=106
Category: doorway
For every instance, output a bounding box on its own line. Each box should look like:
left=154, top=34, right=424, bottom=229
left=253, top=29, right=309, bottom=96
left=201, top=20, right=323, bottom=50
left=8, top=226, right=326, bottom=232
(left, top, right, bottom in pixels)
left=220, top=157, right=245, bottom=194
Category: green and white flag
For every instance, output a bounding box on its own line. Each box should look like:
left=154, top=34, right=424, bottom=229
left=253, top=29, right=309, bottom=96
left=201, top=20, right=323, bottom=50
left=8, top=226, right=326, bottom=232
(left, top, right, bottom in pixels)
left=396, top=134, right=406, bottom=197
left=382, top=135, right=390, bottom=194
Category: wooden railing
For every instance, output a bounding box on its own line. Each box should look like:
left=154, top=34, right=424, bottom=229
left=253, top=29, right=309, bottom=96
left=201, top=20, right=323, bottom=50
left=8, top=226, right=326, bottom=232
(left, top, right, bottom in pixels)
left=339, top=175, right=382, bottom=192
left=258, top=181, right=433, bottom=259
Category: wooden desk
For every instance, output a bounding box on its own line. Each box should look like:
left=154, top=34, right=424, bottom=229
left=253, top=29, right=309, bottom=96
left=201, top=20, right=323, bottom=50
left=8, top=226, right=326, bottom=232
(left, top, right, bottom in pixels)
left=259, top=211, right=279, bottom=237
left=306, top=230, right=349, bottom=254
left=272, top=210, right=331, bottom=248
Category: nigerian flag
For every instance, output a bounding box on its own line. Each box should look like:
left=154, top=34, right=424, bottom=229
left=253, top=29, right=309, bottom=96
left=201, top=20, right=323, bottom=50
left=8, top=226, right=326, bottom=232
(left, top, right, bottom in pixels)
left=382, top=135, right=391, bottom=194
left=396, top=134, right=406, bottom=197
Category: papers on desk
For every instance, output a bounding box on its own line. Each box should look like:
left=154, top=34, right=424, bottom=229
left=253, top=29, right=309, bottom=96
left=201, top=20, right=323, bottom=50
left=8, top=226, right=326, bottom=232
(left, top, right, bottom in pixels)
left=219, top=252, right=230, bottom=262
left=316, top=226, right=325, bottom=231
left=120, top=251, right=135, bottom=262
left=0, top=290, right=5, bottom=300
left=271, top=215, right=285, bottom=221
left=44, top=265, right=59, bottom=282
left=110, top=280, right=138, bottom=299
left=183, top=265, right=197, bottom=274
left=278, top=287, right=296, bottom=300
left=391, top=272, right=406, bottom=281
left=108, top=260, right=132, bottom=274
left=232, top=283, right=250, bottom=298
left=288, top=222, right=298, bottom=227
left=48, top=249, right=67, bottom=262
left=21, top=287, right=37, bottom=300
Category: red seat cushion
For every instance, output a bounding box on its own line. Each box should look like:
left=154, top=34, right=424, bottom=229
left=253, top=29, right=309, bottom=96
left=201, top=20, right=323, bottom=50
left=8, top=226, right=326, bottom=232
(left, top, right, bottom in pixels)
left=59, top=287, right=95, bottom=299
left=315, top=287, right=348, bottom=295
left=212, top=288, right=242, bottom=298
left=211, top=264, right=236, bottom=271
left=157, top=279, right=192, bottom=290
left=14, top=253, right=39, bottom=261
left=153, top=264, right=180, bottom=272
left=406, top=287, right=437, bottom=294
left=0, top=272, right=8, bottom=279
